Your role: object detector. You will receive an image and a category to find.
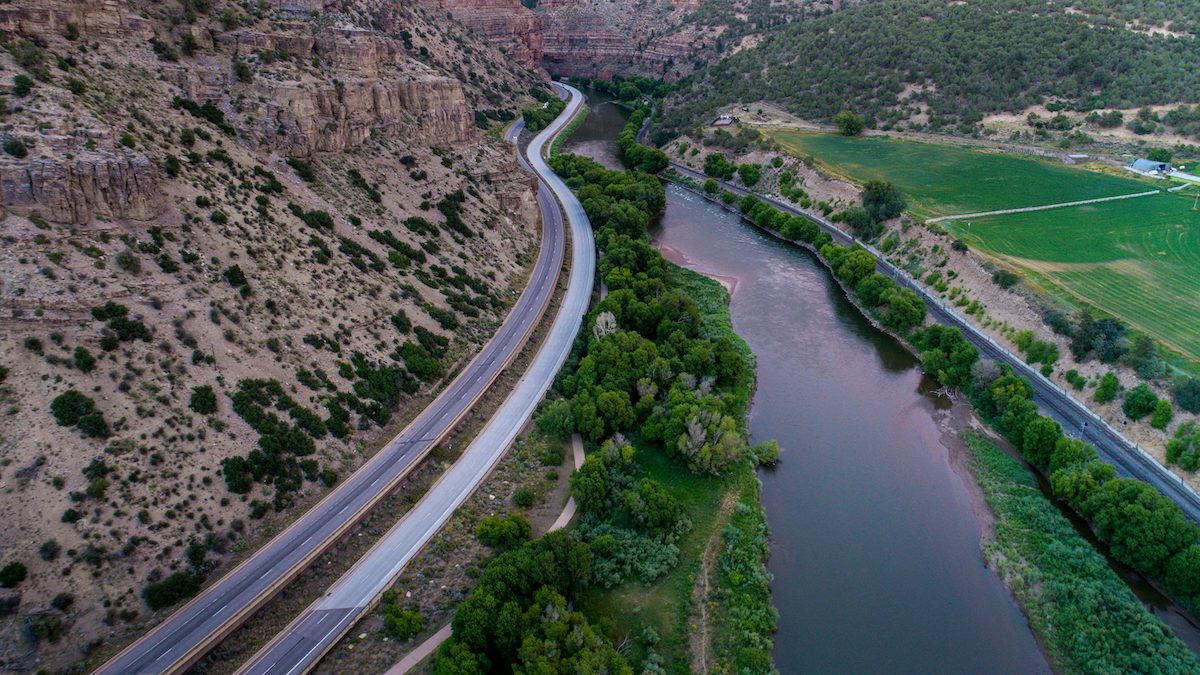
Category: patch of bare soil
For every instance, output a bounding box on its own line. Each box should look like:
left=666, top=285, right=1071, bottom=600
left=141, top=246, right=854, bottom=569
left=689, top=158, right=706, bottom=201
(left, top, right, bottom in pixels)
left=937, top=399, right=999, bottom=544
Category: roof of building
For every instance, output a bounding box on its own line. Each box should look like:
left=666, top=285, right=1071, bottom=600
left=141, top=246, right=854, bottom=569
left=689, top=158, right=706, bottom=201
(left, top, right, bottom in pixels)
left=1131, top=158, right=1170, bottom=172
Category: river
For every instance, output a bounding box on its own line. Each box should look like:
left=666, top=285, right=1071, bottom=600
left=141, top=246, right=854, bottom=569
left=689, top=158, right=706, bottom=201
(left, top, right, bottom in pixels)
left=558, top=87, right=1200, bottom=672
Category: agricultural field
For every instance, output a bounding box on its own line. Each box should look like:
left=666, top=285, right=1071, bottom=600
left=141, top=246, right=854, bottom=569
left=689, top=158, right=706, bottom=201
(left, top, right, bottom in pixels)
left=765, top=128, right=1200, bottom=364
left=953, top=189, right=1200, bottom=363
left=767, top=129, right=1152, bottom=219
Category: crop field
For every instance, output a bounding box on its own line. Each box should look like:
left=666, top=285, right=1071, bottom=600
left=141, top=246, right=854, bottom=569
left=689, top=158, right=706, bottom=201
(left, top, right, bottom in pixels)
left=767, top=129, right=1151, bottom=219
left=953, top=189, right=1200, bottom=362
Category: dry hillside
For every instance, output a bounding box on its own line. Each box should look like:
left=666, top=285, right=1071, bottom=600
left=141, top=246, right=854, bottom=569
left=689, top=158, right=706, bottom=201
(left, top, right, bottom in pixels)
left=0, top=0, right=545, bottom=670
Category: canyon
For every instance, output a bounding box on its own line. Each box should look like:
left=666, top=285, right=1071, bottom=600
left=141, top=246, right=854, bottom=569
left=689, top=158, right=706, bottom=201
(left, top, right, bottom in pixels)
left=0, top=0, right=543, bottom=670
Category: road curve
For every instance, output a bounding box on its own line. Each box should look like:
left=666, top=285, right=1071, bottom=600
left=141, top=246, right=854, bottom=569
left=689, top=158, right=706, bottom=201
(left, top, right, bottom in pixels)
left=95, top=85, right=591, bottom=675
left=233, top=83, right=594, bottom=675
left=668, top=160, right=1200, bottom=524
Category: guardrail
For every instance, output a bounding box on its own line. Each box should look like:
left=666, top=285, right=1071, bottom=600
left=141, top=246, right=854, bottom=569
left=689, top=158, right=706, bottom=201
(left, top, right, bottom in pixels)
left=668, top=162, right=1200, bottom=515
left=753, top=193, right=1200, bottom=508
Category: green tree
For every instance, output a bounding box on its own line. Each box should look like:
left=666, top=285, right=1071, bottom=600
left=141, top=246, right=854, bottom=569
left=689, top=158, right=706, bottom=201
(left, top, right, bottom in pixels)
left=1151, top=400, right=1173, bottom=431
left=1146, top=147, right=1173, bottom=163
left=835, top=247, right=876, bottom=285
left=879, top=287, right=926, bottom=331
left=1165, top=546, right=1200, bottom=599
left=703, top=178, right=718, bottom=194
left=862, top=180, right=906, bottom=221
left=476, top=515, right=532, bottom=550
left=1086, top=478, right=1196, bottom=577
left=571, top=455, right=608, bottom=513
left=1094, top=372, right=1119, bottom=404
left=1122, top=384, right=1158, bottom=420
left=833, top=110, right=865, bottom=136
left=841, top=206, right=880, bottom=240
left=1172, top=377, right=1200, bottom=414
left=1022, top=416, right=1062, bottom=469
left=535, top=400, right=574, bottom=439
left=737, top=163, right=761, bottom=188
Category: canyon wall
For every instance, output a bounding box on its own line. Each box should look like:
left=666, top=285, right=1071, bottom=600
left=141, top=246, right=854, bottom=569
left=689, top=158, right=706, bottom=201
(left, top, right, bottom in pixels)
left=423, top=0, right=544, bottom=69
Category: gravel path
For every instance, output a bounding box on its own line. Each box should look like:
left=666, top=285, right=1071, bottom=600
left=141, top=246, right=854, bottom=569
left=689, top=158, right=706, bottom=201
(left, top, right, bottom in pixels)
left=925, top=189, right=1160, bottom=224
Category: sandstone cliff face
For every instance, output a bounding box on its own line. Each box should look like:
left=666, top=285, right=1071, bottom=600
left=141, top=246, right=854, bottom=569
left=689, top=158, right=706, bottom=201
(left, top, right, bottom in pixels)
left=0, top=0, right=152, bottom=41
left=422, top=0, right=544, bottom=69
left=247, top=72, right=473, bottom=156
left=536, top=0, right=706, bottom=80
left=180, top=25, right=475, bottom=157
left=0, top=150, right=162, bottom=224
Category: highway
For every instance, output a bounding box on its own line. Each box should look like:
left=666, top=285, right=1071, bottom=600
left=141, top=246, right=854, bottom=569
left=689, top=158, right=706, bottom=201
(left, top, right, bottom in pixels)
left=668, top=160, right=1200, bottom=524
left=233, top=82, right=594, bottom=675
left=95, top=84, right=591, bottom=674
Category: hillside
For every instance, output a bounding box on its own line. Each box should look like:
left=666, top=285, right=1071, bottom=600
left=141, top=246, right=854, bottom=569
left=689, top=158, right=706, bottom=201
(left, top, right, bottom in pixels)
left=430, top=0, right=834, bottom=82
left=655, top=0, right=1200, bottom=138
left=0, top=0, right=543, bottom=670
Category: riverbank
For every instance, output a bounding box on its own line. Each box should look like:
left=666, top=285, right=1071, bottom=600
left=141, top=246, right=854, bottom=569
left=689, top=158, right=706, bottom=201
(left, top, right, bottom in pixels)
left=661, top=173, right=1200, bottom=672
left=964, top=432, right=1198, bottom=673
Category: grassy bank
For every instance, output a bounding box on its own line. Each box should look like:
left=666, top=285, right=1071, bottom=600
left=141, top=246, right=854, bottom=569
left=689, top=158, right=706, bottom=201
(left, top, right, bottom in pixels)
left=581, top=265, right=772, bottom=673
left=964, top=433, right=1196, bottom=674
left=550, top=106, right=588, bottom=157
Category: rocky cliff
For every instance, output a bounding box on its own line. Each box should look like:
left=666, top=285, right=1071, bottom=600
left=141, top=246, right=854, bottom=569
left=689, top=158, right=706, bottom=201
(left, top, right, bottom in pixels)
left=0, top=1, right=544, bottom=671
left=424, top=0, right=544, bottom=69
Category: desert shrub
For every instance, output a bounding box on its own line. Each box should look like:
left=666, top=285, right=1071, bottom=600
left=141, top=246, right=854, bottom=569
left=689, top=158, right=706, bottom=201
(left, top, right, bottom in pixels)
left=0, top=562, right=27, bottom=588
left=476, top=514, right=532, bottom=551
left=189, top=385, right=218, bottom=415
left=3, top=138, right=27, bottom=157
left=142, top=572, right=201, bottom=610
left=1152, top=400, right=1174, bottom=431
left=72, top=346, right=96, bottom=373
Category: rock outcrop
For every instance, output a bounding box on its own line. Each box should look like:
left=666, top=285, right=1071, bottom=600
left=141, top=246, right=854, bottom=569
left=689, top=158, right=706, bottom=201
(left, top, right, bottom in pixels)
left=247, top=73, right=473, bottom=156
left=0, top=151, right=162, bottom=224
left=0, top=0, right=152, bottom=41
left=422, top=0, right=544, bottom=69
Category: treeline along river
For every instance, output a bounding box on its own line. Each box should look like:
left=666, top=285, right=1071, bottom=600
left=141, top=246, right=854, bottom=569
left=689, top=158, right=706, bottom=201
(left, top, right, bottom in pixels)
left=560, top=86, right=1200, bottom=672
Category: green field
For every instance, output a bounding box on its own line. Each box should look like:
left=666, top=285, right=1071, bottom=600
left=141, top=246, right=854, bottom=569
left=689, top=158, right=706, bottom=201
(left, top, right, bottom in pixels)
left=766, top=128, right=1200, bottom=364
left=768, top=129, right=1151, bottom=219
left=953, top=190, right=1200, bottom=362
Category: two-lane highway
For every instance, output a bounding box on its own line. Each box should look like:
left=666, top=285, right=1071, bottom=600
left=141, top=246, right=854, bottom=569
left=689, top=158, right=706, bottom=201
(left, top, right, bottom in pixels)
left=234, top=82, right=594, bottom=675
left=96, top=84, right=591, bottom=675
left=670, top=160, right=1200, bottom=524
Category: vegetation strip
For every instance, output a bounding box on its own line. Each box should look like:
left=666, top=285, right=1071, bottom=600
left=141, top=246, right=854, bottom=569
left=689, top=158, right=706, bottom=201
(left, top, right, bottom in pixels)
left=964, top=432, right=1196, bottom=673
left=429, top=139, right=777, bottom=671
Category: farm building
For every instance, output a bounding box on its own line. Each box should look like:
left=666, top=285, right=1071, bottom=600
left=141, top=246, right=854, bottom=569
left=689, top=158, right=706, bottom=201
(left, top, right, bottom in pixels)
left=1127, top=158, right=1171, bottom=177
left=712, top=114, right=735, bottom=127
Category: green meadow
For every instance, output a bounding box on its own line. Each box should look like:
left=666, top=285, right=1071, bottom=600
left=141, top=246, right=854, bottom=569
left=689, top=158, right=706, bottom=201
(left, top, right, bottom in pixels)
left=767, top=129, right=1151, bottom=219
left=765, top=128, right=1200, bottom=364
left=953, top=190, right=1200, bottom=363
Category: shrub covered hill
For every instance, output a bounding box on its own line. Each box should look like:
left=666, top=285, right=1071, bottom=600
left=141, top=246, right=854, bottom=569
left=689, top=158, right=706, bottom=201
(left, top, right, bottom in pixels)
left=655, top=0, right=1200, bottom=137
left=0, top=0, right=545, bottom=670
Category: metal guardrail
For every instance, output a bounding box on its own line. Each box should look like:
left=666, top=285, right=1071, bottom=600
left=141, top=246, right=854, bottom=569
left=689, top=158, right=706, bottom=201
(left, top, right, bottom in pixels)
left=748, top=192, right=1200, bottom=508
left=666, top=163, right=1200, bottom=511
